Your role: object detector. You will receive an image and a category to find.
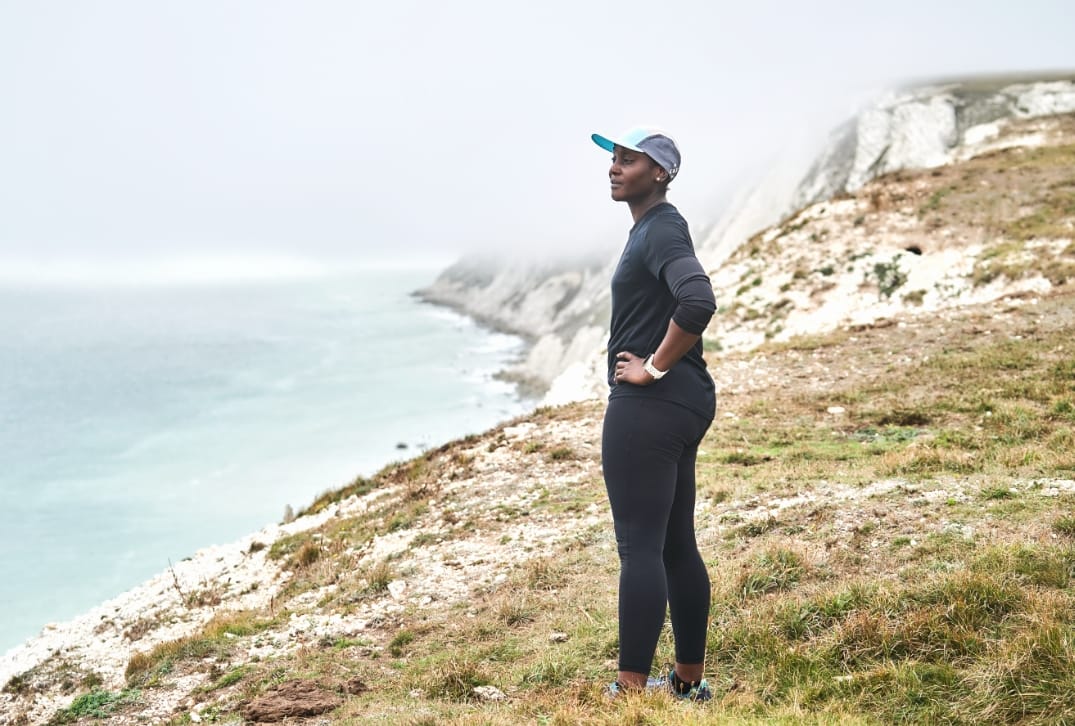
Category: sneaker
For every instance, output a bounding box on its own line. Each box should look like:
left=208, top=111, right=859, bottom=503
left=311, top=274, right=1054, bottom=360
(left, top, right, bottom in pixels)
left=667, top=670, right=712, bottom=702
left=608, top=673, right=711, bottom=701
left=606, top=675, right=670, bottom=698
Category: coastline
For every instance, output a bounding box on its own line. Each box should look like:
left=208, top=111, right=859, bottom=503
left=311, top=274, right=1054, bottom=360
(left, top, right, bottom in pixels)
left=0, top=273, right=534, bottom=662
left=415, top=255, right=612, bottom=404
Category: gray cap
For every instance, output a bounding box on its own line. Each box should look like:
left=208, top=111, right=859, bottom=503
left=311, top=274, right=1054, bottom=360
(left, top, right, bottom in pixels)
left=591, top=126, right=681, bottom=180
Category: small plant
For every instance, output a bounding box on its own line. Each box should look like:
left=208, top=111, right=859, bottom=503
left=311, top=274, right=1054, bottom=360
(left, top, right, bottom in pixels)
left=720, top=450, right=769, bottom=466
left=871, top=255, right=908, bottom=299
left=496, top=594, right=538, bottom=626
left=738, top=548, right=806, bottom=598
left=185, top=585, right=223, bottom=608
left=364, top=559, right=394, bottom=593
left=293, top=541, right=321, bottom=568
left=1053, top=516, right=1075, bottom=537
left=411, top=532, right=439, bottom=547
left=737, top=516, right=781, bottom=539
left=524, top=558, right=565, bottom=591
left=903, top=289, right=927, bottom=305
left=520, top=659, right=577, bottom=688
left=298, top=476, right=377, bottom=517
left=920, top=186, right=951, bottom=214
left=548, top=446, right=575, bottom=461
left=1051, top=399, right=1075, bottom=420
left=425, top=658, right=491, bottom=702
left=268, top=531, right=312, bottom=561
left=207, top=665, right=250, bottom=691
left=3, top=672, right=29, bottom=695
left=389, top=629, right=416, bottom=656
left=48, top=688, right=140, bottom=723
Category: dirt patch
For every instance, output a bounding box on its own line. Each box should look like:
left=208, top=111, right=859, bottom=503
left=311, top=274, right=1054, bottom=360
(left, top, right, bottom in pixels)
left=241, top=680, right=343, bottom=722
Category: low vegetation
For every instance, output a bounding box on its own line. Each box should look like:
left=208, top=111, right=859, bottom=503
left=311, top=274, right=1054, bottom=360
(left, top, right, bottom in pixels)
left=9, top=114, right=1075, bottom=726
left=27, top=283, right=1064, bottom=725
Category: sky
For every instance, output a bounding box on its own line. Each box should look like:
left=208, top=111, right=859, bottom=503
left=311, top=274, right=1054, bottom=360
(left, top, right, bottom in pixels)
left=1, top=0, right=1072, bottom=280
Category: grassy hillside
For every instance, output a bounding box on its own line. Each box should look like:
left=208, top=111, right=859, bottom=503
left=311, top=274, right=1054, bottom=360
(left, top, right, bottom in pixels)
left=21, top=289, right=1072, bottom=726
left=6, top=114, right=1075, bottom=726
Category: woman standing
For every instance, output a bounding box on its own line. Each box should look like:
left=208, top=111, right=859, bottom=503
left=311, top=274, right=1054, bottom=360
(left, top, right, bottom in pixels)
left=591, top=127, right=716, bottom=700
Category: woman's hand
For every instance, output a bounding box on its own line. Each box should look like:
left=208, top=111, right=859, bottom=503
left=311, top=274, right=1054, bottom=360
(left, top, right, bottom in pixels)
left=613, top=351, right=653, bottom=385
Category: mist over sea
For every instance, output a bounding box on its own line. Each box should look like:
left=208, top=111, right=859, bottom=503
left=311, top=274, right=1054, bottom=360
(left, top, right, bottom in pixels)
left=0, top=264, right=528, bottom=653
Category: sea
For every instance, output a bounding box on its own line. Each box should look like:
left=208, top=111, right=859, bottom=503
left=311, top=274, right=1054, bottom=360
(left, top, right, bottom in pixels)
left=0, top=262, right=528, bottom=654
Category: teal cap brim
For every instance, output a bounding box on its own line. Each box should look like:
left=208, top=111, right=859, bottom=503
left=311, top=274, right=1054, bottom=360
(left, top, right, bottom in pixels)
left=591, top=132, right=643, bottom=153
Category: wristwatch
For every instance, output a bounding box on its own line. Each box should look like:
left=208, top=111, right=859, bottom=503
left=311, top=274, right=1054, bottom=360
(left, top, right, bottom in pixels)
left=643, top=354, right=668, bottom=380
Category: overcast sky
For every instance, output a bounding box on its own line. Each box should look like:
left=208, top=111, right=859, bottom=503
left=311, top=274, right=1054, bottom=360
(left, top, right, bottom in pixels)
left=1, top=1, right=1072, bottom=278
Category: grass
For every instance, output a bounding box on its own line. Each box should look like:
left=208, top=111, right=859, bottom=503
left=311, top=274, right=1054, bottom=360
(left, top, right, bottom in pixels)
left=39, top=310, right=1075, bottom=722
left=125, top=611, right=279, bottom=688
left=48, top=688, right=141, bottom=724
left=22, top=155, right=1075, bottom=723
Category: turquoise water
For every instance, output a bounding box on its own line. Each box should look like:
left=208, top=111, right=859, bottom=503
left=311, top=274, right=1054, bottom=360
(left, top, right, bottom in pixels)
left=0, top=267, right=527, bottom=653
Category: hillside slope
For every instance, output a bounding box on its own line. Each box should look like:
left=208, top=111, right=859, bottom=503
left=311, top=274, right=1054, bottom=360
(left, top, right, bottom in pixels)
left=3, top=114, right=1074, bottom=726
left=6, top=280, right=1073, bottom=726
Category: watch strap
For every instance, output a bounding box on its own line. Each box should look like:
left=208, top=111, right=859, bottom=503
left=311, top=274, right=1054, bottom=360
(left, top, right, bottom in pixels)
left=643, top=354, right=667, bottom=380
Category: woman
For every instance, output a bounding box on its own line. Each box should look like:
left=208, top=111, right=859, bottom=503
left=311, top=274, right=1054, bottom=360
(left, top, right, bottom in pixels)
left=591, top=127, right=716, bottom=700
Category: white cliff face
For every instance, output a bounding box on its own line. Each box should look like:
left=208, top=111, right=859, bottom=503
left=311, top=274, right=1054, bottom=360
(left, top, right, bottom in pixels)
left=1013, top=80, right=1075, bottom=116
left=416, top=255, right=612, bottom=400
left=704, top=78, right=1075, bottom=265
left=847, top=95, right=958, bottom=191
left=421, top=76, right=1075, bottom=406
left=789, top=79, right=1075, bottom=211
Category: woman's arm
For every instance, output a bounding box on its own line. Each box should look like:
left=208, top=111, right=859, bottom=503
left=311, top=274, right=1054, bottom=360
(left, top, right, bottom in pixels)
left=613, top=256, right=715, bottom=386
left=613, top=320, right=699, bottom=384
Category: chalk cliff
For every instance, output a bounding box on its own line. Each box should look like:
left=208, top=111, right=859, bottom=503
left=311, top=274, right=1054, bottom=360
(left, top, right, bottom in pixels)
left=420, top=76, right=1075, bottom=403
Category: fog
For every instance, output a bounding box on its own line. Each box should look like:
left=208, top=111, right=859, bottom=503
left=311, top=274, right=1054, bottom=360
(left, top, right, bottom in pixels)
left=1, top=1, right=1072, bottom=279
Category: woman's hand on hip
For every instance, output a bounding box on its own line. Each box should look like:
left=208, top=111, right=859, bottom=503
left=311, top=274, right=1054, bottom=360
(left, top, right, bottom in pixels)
left=613, top=351, right=653, bottom=386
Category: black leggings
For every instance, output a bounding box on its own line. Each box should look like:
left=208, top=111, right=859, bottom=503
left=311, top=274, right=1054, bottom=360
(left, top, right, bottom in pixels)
left=601, top=396, right=712, bottom=674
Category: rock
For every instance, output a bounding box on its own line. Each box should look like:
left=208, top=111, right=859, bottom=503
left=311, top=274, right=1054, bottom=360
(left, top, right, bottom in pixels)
left=473, top=685, right=506, bottom=701
left=549, top=632, right=569, bottom=643
left=241, top=680, right=343, bottom=722
left=387, top=580, right=407, bottom=600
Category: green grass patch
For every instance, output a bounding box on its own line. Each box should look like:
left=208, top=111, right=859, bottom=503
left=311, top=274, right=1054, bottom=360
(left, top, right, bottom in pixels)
left=206, top=664, right=251, bottom=691
left=125, top=611, right=278, bottom=688
left=1054, top=516, right=1075, bottom=537
left=48, top=688, right=141, bottom=723
left=738, top=548, right=807, bottom=598
left=297, top=475, right=378, bottom=517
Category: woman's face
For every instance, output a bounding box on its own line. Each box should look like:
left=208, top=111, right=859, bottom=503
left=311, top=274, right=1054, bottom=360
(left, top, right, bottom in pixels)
left=608, top=145, right=661, bottom=203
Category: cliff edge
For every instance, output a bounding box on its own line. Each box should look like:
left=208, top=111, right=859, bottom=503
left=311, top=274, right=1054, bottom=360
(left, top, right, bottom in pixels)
left=420, top=77, right=1075, bottom=404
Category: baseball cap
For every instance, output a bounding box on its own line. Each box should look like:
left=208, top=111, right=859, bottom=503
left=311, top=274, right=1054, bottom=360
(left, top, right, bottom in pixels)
left=591, top=127, right=681, bottom=180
